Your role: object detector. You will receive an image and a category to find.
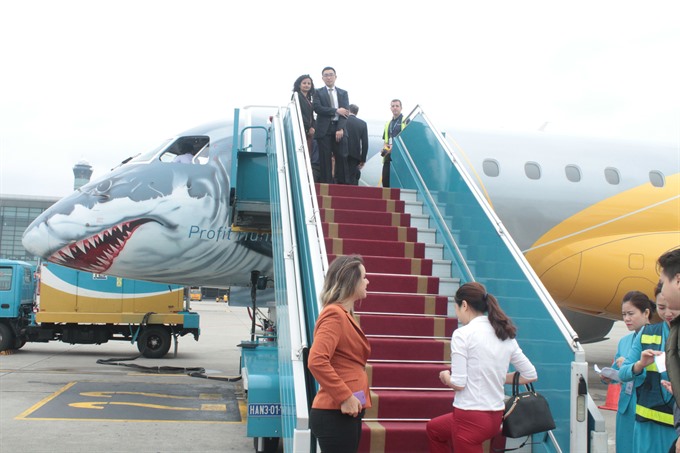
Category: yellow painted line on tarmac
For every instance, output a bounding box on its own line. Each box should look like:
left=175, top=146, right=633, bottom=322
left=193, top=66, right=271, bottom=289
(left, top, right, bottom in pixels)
left=80, top=391, right=213, bottom=400
left=15, top=381, right=245, bottom=424
left=16, top=381, right=77, bottom=420
left=70, top=401, right=226, bottom=411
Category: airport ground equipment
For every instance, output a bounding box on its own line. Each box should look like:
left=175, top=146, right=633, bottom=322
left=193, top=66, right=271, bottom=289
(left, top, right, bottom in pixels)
left=0, top=260, right=199, bottom=358
left=229, top=101, right=607, bottom=452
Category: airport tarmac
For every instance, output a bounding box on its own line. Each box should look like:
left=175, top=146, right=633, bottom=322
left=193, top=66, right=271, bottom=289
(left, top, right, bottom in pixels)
left=0, top=300, right=622, bottom=453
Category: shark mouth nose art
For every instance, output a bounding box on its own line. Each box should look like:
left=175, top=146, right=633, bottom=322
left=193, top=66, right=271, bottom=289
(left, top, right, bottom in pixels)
left=50, top=219, right=153, bottom=273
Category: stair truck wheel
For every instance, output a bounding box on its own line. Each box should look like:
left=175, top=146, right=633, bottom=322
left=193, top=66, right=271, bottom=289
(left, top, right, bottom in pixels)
left=0, top=323, right=15, bottom=351
left=137, top=325, right=171, bottom=358
left=254, top=437, right=279, bottom=453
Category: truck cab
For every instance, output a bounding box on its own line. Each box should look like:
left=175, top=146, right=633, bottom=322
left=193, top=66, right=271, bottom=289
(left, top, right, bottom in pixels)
left=0, top=259, right=36, bottom=351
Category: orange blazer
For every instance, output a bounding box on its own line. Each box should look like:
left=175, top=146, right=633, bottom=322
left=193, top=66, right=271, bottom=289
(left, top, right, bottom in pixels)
left=308, top=303, right=372, bottom=410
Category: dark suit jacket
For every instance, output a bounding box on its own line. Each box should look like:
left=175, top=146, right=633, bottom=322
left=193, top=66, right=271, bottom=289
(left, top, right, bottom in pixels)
left=313, top=86, right=349, bottom=139
left=346, top=115, right=368, bottom=162
left=295, top=92, right=315, bottom=134
left=308, top=303, right=372, bottom=410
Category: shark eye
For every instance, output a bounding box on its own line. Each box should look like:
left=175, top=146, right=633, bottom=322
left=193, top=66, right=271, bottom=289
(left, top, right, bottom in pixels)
left=95, top=180, right=113, bottom=194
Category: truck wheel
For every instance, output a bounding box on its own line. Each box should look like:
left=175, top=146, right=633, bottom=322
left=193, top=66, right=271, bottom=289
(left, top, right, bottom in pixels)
left=137, top=326, right=171, bottom=358
left=254, top=437, right=279, bottom=453
left=0, top=323, right=15, bottom=351
left=14, top=339, right=27, bottom=349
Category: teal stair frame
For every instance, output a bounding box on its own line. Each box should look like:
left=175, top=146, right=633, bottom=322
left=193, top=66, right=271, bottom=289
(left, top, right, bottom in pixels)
left=268, top=101, right=328, bottom=452
left=390, top=108, right=590, bottom=452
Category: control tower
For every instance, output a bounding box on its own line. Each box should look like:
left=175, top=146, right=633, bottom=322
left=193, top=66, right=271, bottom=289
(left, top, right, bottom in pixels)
left=72, top=161, right=93, bottom=190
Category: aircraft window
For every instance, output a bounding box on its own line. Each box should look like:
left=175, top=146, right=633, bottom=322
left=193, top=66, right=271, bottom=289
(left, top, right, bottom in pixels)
left=604, top=167, right=620, bottom=185
left=126, top=139, right=172, bottom=165
left=565, top=165, right=581, bottom=182
left=482, top=159, right=500, bottom=177
left=524, top=162, right=541, bottom=180
left=649, top=171, right=665, bottom=188
left=161, top=136, right=210, bottom=164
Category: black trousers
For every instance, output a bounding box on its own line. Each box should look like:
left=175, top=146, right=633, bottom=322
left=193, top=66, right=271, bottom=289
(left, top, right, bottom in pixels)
left=346, top=156, right=361, bottom=185
left=381, top=154, right=391, bottom=187
left=310, top=408, right=364, bottom=453
left=317, top=128, right=350, bottom=184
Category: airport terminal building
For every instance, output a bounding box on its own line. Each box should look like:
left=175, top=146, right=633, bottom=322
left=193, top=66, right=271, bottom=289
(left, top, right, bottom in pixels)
left=0, top=194, right=60, bottom=264
left=1, top=161, right=91, bottom=264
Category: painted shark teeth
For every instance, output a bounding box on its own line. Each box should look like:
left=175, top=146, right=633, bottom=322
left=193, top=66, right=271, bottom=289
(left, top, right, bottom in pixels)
left=49, top=219, right=152, bottom=273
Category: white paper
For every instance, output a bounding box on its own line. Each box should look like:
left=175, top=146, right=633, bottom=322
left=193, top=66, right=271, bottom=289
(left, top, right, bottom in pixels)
left=594, top=364, right=619, bottom=381
left=655, top=352, right=667, bottom=373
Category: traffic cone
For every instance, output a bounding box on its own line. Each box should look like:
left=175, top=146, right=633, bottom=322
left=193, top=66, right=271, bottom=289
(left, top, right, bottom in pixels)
left=598, top=383, right=620, bottom=411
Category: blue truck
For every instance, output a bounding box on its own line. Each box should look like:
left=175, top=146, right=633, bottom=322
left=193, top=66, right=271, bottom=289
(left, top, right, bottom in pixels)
left=0, top=259, right=199, bottom=358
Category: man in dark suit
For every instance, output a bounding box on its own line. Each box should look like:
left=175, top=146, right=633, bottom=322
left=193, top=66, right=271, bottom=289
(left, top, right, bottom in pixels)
left=346, top=104, right=368, bottom=185
left=313, top=66, right=350, bottom=184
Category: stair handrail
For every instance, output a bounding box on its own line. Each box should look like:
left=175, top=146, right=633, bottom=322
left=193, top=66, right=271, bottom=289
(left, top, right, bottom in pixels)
left=399, top=105, right=581, bottom=346
left=398, top=108, right=474, bottom=284
left=394, top=105, right=594, bottom=452
left=288, top=95, right=329, bottom=318
left=268, top=107, right=313, bottom=451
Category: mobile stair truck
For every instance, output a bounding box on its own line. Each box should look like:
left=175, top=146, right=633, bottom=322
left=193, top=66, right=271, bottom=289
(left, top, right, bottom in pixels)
left=0, top=259, right=199, bottom=358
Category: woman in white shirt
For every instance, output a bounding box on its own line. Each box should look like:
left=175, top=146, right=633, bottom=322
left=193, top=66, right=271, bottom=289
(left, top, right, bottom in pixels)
left=426, top=282, right=538, bottom=453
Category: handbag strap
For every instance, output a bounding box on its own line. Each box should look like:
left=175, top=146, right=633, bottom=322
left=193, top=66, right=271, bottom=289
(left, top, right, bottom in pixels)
left=511, top=371, right=520, bottom=395
left=512, top=371, right=537, bottom=395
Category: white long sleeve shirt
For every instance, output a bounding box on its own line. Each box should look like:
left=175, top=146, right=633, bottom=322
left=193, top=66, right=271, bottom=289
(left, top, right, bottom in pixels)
left=450, top=315, right=537, bottom=411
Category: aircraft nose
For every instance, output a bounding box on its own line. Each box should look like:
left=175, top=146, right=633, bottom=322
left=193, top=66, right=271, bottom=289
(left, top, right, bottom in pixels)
left=535, top=232, right=680, bottom=316
left=22, top=216, right=55, bottom=259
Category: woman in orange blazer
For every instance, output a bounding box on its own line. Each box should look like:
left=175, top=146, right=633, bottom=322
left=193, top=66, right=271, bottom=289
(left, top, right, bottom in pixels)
left=308, top=254, right=371, bottom=453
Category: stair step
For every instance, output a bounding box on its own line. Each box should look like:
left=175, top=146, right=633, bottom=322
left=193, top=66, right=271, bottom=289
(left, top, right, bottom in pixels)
left=323, top=222, right=418, bottom=243
left=398, top=189, right=418, bottom=203
left=317, top=183, right=401, bottom=200
left=365, top=274, right=440, bottom=294
left=358, top=313, right=457, bottom=338
left=366, top=389, right=453, bottom=420
left=321, top=208, right=411, bottom=227
left=403, top=200, right=425, bottom=216
left=359, top=421, right=508, bottom=453
left=368, top=337, right=450, bottom=361
left=325, top=238, right=425, bottom=259
left=356, top=293, right=448, bottom=316
left=368, top=362, right=450, bottom=389
left=416, top=228, right=437, bottom=244
left=318, top=195, right=405, bottom=213
left=432, top=260, right=452, bottom=278
left=359, top=421, right=430, bottom=453
left=328, top=254, right=433, bottom=276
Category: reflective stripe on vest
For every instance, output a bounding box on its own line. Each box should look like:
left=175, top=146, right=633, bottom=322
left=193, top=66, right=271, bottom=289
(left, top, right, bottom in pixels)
left=635, top=404, right=674, bottom=426
left=640, top=333, right=663, bottom=345
left=635, top=323, right=673, bottom=425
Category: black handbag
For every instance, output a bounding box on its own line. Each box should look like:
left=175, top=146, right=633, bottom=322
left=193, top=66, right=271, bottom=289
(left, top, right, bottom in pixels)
left=502, top=372, right=556, bottom=439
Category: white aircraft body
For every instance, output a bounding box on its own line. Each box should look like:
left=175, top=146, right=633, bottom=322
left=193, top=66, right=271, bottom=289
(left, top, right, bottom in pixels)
left=22, top=109, right=680, bottom=342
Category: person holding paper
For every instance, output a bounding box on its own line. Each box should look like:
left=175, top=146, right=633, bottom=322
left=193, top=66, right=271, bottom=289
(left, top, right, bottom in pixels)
left=308, top=255, right=371, bottom=453
left=619, top=285, right=679, bottom=452
left=600, top=291, right=654, bottom=452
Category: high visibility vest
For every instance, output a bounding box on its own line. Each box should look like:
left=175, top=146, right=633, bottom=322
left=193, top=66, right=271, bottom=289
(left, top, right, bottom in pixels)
left=383, top=116, right=407, bottom=144
left=635, top=322, right=674, bottom=426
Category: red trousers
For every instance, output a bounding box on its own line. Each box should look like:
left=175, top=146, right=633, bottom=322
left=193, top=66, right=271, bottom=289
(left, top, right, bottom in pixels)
left=426, top=407, right=503, bottom=453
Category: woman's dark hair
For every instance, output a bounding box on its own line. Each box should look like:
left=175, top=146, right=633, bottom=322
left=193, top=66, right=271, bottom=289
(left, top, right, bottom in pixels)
left=622, top=290, right=655, bottom=321
left=655, top=281, right=663, bottom=297
left=292, top=74, right=314, bottom=100
left=454, top=282, right=516, bottom=340
left=320, top=255, right=364, bottom=307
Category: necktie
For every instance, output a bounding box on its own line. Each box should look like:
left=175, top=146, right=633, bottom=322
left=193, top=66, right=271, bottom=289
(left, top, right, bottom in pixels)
left=329, top=88, right=337, bottom=120
left=329, top=88, right=336, bottom=109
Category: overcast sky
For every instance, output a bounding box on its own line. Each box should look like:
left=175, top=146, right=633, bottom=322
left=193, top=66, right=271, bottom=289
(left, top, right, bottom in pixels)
left=1, top=0, right=678, bottom=197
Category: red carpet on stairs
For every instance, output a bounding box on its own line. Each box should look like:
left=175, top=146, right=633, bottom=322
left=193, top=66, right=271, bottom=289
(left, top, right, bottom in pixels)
left=315, top=183, right=462, bottom=453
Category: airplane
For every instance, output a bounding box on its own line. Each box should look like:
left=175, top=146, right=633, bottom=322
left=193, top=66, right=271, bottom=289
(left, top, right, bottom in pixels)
left=21, top=106, right=680, bottom=343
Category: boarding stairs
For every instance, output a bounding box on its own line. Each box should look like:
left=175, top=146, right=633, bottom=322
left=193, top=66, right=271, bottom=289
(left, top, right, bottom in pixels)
left=242, top=102, right=607, bottom=452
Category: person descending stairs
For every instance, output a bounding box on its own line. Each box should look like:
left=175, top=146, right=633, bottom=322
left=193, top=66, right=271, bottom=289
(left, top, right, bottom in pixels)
left=316, top=183, right=462, bottom=453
